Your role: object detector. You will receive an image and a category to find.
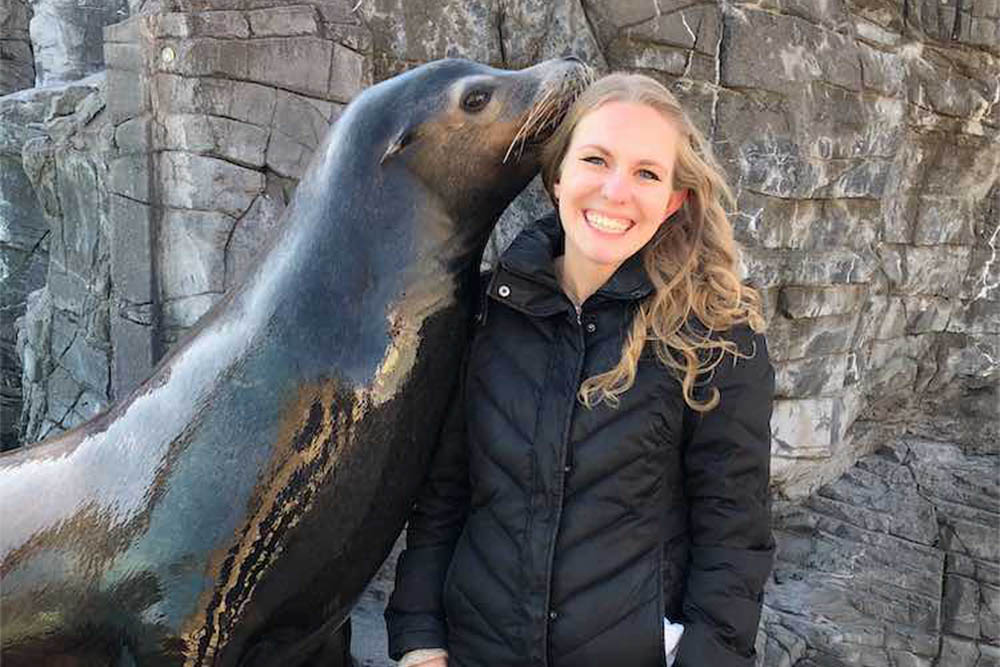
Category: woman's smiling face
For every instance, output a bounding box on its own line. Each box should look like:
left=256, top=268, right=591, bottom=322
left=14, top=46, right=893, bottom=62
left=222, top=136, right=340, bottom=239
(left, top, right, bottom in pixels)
left=553, top=101, right=687, bottom=281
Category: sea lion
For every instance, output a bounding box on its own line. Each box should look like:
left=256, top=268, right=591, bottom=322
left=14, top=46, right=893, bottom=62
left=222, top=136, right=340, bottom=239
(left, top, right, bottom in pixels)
left=0, top=56, right=591, bottom=667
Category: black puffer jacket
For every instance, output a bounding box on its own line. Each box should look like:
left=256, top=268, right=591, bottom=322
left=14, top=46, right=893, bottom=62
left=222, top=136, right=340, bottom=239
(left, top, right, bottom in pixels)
left=386, top=214, right=775, bottom=667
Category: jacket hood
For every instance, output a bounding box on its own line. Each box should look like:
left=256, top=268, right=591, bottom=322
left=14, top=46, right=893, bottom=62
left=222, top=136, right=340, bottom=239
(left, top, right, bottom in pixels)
left=491, top=212, right=655, bottom=317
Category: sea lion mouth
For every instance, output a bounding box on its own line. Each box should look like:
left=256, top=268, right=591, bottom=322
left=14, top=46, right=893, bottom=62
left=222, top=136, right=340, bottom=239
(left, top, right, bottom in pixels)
left=503, top=62, right=595, bottom=164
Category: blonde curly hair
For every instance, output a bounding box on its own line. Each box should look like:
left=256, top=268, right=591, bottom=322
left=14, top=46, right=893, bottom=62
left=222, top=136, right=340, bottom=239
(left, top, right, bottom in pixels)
left=540, top=73, right=766, bottom=412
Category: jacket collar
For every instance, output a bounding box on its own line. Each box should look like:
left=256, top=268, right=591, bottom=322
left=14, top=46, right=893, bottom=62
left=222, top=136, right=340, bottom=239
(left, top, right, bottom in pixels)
left=490, top=212, right=654, bottom=317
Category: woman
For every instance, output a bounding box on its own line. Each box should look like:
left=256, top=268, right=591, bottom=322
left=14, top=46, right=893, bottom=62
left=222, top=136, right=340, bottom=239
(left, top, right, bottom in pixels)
left=384, top=72, right=775, bottom=667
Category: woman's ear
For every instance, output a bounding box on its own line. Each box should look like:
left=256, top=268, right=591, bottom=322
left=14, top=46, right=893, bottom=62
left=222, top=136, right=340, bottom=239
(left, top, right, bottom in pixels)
left=663, top=188, right=688, bottom=220
left=553, top=179, right=561, bottom=202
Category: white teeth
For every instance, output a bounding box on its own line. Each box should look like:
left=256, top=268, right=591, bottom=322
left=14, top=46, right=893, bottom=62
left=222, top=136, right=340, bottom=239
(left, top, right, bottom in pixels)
left=585, top=210, right=631, bottom=233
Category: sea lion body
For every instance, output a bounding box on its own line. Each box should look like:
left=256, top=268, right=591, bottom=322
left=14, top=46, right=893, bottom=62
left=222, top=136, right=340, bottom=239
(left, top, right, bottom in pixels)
left=0, top=58, right=590, bottom=666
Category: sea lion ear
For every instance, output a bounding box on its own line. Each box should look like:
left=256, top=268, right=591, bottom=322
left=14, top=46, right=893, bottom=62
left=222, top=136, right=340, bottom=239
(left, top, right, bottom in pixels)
left=380, top=126, right=416, bottom=165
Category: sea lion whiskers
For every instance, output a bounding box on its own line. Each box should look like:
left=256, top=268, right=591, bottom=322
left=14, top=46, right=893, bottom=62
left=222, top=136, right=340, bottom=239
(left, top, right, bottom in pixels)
left=503, top=66, right=593, bottom=164
left=542, top=71, right=588, bottom=130
left=503, top=85, right=558, bottom=164
left=515, top=67, right=590, bottom=160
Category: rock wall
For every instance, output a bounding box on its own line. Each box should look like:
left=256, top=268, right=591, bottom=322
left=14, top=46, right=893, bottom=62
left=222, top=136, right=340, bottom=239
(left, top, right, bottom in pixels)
left=0, top=87, right=44, bottom=449
left=764, top=437, right=999, bottom=667
left=0, top=0, right=127, bottom=94
left=0, top=0, right=132, bottom=448
left=0, top=75, right=108, bottom=448
left=2, top=74, right=111, bottom=446
left=0, top=0, right=35, bottom=93
left=30, top=0, right=128, bottom=86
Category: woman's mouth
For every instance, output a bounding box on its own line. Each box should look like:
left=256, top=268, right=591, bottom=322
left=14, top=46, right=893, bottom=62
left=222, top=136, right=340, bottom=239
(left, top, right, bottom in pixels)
left=584, top=210, right=633, bottom=234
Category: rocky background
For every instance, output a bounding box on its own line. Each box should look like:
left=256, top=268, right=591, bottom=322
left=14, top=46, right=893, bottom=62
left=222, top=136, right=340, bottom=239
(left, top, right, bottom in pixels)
left=0, top=0, right=997, bottom=665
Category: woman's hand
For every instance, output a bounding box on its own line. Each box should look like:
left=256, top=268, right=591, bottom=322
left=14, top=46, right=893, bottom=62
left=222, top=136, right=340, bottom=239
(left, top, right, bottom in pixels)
left=414, top=659, right=447, bottom=667
left=398, top=649, right=448, bottom=667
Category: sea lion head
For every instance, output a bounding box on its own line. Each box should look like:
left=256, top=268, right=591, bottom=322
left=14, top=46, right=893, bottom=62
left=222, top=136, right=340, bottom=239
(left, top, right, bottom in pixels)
left=338, top=57, right=593, bottom=236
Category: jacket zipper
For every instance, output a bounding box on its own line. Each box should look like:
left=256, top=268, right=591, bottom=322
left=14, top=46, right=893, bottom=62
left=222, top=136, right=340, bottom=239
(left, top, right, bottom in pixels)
left=540, top=303, right=586, bottom=667
left=565, top=305, right=581, bottom=473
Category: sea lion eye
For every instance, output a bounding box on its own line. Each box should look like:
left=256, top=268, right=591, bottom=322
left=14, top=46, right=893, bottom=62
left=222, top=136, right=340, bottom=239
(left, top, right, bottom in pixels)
left=461, top=88, right=492, bottom=112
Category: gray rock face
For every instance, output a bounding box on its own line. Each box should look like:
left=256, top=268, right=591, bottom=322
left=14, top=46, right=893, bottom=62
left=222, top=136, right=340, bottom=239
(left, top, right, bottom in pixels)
left=0, top=0, right=35, bottom=94
left=0, top=75, right=107, bottom=447
left=0, top=90, right=46, bottom=449
left=28, top=0, right=127, bottom=85
left=762, top=438, right=1000, bottom=667
left=6, top=73, right=111, bottom=444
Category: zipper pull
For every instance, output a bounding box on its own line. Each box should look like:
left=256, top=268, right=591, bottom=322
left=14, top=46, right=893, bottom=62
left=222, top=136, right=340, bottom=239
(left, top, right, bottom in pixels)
left=574, top=303, right=582, bottom=325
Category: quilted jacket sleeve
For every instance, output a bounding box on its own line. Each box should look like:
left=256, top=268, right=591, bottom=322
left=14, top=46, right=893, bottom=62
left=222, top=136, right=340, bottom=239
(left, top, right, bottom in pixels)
left=384, top=353, right=472, bottom=661
left=674, top=324, right=776, bottom=667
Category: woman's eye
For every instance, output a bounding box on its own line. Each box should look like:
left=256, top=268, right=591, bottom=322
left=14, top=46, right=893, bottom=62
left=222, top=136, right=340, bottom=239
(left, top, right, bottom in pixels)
left=582, top=156, right=606, bottom=166
left=639, top=169, right=661, bottom=181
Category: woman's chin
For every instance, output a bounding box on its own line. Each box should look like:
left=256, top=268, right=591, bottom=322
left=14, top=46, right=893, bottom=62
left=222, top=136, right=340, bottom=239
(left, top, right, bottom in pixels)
left=576, top=246, right=631, bottom=270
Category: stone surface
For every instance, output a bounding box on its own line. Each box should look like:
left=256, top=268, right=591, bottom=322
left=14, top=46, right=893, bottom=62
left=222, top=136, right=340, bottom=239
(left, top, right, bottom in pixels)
left=722, top=9, right=862, bottom=95
left=158, top=208, right=234, bottom=299
left=246, top=5, right=318, bottom=37
left=767, top=312, right=861, bottom=361
left=152, top=10, right=249, bottom=39
left=0, top=91, right=48, bottom=450
left=893, top=245, right=974, bottom=296
left=779, top=286, right=868, bottom=319
left=360, top=0, right=498, bottom=78
left=762, top=438, right=1000, bottom=667
left=155, top=73, right=277, bottom=126
left=158, top=151, right=264, bottom=217
left=266, top=89, right=341, bottom=178
left=28, top=0, right=127, bottom=85
left=14, top=286, right=51, bottom=436
left=225, top=176, right=285, bottom=290
left=774, top=353, right=849, bottom=398
left=742, top=246, right=878, bottom=288
left=162, top=292, right=221, bottom=333
left=0, top=0, right=35, bottom=95
left=2, top=74, right=108, bottom=446
left=108, top=191, right=153, bottom=400
left=740, top=195, right=882, bottom=252
left=771, top=397, right=840, bottom=459
left=160, top=113, right=268, bottom=167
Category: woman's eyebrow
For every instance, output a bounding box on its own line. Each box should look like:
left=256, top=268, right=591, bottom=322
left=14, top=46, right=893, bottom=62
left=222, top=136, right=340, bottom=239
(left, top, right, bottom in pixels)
left=575, top=143, right=611, bottom=157
left=577, top=144, right=667, bottom=171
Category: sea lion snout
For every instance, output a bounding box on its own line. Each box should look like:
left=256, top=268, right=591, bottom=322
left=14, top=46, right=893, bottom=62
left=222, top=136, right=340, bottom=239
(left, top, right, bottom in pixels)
left=505, top=56, right=595, bottom=150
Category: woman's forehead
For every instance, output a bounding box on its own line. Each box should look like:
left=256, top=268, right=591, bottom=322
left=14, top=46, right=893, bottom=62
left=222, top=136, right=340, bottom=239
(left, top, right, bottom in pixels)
left=570, top=101, right=681, bottom=163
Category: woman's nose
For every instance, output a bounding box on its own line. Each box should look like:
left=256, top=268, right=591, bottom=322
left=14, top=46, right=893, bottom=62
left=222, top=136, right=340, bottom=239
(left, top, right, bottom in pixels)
left=601, top=170, right=630, bottom=202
